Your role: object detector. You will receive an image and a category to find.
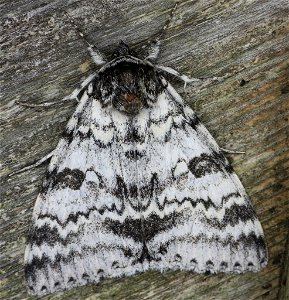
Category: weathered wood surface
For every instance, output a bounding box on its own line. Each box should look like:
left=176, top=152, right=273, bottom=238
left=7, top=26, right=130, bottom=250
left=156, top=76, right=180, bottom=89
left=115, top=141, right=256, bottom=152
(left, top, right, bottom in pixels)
left=278, top=232, right=289, bottom=300
left=1, top=0, right=289, bottom=299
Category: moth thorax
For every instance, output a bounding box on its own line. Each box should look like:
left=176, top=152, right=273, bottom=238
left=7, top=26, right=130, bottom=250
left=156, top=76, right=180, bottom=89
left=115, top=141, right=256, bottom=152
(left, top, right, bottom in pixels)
left=99, top=60, right=163, bottom=115
left=114, top=69, right=142, bottom=114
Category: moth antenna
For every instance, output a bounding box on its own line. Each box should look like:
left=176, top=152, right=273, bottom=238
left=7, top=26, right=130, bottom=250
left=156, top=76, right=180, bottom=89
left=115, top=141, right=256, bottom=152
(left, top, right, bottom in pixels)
left=146, top=1, right=179, bottom=61
left=159, top=1, right=179, bottom=40
left=64, top=12, right=106, bottom=66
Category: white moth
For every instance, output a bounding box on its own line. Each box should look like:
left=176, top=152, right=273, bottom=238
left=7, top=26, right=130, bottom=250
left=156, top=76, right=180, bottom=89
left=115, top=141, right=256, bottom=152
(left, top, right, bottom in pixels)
left=22, top=7, right=267, bottom=296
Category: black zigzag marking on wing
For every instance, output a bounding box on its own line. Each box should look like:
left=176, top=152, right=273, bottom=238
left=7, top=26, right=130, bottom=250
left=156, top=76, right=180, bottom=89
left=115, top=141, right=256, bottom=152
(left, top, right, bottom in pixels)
left=158, top=232, right=267, bottom=257
left=156, top=192, right=242, bottom=211
left=25, top=231, right=267, bottom=283
left=36, top=199, right=126, bottom=226
left=30, top=194, right=256, bottom=247
left=28, top=224, right=79, bottom=247
left=123, top=125, right=145, bottom=143
left=42, top=168, right=86, bottom=193
left=203, top=203, right=257, bottom=229
left=25, top=244, right=135, bottom=284
left=148, top=117, right=194, bottom=142
left=34, top=192, right=245, bottom=231
left=124, top=149, right=145, bottom=160
left=62, top=127, right=93, bottom=144
left=28, top=212, right=179, bottom=246
left=154, top=103, right=201, bottom=133
left=103, top=212, right=183, bottom=243
left=63, top=127, right=115, bottom=149
left=62, top=107, right=199, bottom=149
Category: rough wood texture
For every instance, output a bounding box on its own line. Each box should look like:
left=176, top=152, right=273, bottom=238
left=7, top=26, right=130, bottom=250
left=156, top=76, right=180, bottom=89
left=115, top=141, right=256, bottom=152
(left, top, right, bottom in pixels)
left=1, top=0, right=289, bottom=299
left=278, top=232, right=289, bottom=300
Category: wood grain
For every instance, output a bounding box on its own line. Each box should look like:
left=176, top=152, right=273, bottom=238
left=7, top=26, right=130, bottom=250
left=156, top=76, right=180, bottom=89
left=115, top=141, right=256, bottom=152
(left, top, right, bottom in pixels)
left=1, top=0, right=288, bottom=299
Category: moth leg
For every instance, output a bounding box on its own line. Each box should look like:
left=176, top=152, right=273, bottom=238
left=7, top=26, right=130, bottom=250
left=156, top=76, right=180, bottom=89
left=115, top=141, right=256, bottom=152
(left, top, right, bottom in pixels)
left=156, top=65, right=225, bottom=89
left=156, top=65, right=201, bottom=89
left=9, top=151, right=54, bottom=177
left=220, top=147, right=246, bottom=155
left=16, top=97, right=76, bottom=108
left=63, top=73, right=96, bottom=101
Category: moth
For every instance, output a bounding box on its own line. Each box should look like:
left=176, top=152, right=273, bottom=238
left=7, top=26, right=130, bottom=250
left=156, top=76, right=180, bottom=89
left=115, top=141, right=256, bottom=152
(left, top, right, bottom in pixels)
left=22, top=8, right=267, bottom=297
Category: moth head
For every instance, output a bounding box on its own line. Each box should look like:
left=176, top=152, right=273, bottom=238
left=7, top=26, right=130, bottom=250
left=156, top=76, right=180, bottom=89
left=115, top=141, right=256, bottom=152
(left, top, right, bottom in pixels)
left=112, top=41, right=138, bottom=59
left=97, top=46, right=164, bottom=115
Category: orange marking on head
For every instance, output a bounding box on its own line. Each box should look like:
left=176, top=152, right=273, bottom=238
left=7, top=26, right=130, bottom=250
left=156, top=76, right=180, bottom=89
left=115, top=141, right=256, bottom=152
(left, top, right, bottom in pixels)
left=126, top=93, right=136, bottom=103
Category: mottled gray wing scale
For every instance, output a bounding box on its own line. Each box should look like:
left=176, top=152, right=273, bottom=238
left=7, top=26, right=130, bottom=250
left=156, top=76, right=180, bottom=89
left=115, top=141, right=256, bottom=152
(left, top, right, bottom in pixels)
left=25, top=80, right=267, bottom=295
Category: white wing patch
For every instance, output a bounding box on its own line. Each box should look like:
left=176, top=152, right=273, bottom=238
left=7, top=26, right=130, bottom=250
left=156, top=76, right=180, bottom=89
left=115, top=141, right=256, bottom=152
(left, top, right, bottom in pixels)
left=25, top=79, right=267, bottom=296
